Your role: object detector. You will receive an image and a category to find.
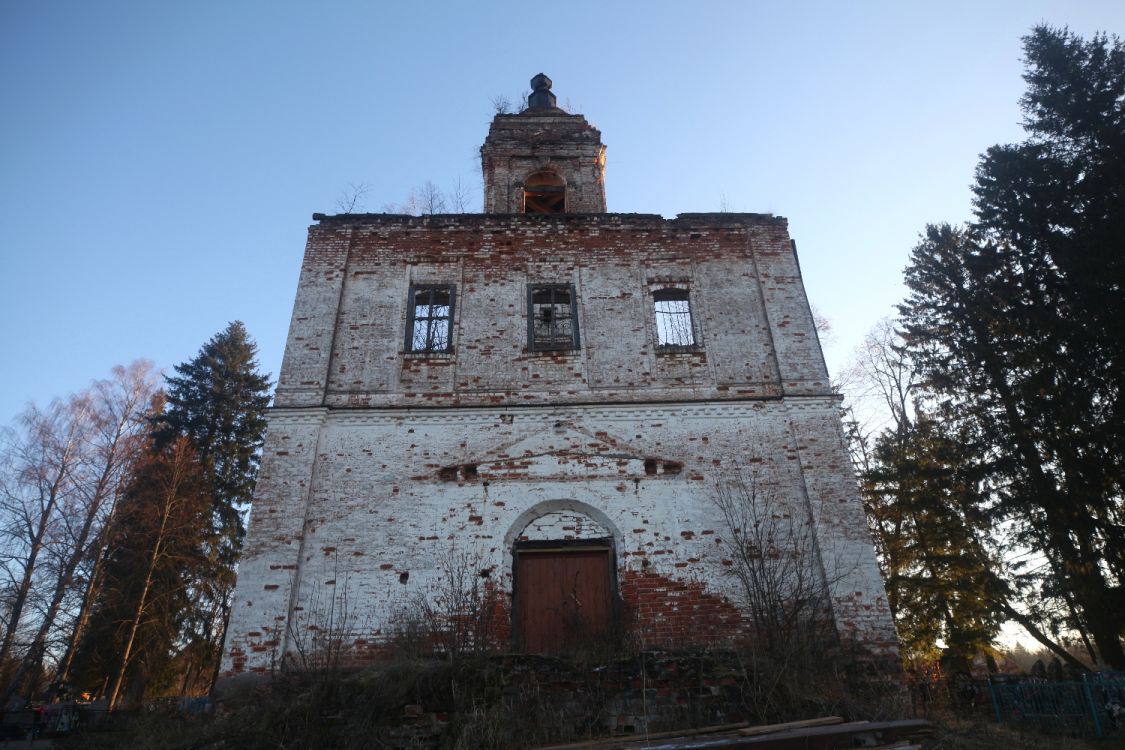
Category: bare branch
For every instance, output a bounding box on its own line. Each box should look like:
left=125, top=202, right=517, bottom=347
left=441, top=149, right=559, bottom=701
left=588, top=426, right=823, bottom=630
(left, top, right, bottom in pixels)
left=334, top=182, right=370, bottom=214
left=490, top=94, right=513, bottom=115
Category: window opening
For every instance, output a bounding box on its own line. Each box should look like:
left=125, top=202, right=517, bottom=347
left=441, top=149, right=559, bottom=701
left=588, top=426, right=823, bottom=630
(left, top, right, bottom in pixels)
left=529, top=284, right=579, bottom=351
left=654, top=288, right=694, bottom=347
left=523, top=171, right=566, bottom=214
left=407, top=285, right=454, bottom=352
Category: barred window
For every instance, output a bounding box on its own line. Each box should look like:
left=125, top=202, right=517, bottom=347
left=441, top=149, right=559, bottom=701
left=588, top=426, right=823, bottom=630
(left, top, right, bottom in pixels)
left=406, top=285, right=454, bottom=352
left=528, top=284, right=579, bottom=351
left=654, top=288, right=694, bottom=347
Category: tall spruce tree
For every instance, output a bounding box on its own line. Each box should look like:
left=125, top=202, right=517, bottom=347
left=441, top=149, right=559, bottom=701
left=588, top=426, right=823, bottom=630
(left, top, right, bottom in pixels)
left=154, top=321, right=271, bottom=564
left=152, top=321, right=271, bottom=686
left=899, top=27, right=1124, bottom=668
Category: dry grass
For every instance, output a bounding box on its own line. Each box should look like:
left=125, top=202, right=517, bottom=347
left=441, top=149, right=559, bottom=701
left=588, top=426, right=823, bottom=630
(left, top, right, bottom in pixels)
left=58, top=709, right=1118, bottom=749
left=926, top=718, right=1111, bottom=749
left=53, top=657, right=1120, bottom=750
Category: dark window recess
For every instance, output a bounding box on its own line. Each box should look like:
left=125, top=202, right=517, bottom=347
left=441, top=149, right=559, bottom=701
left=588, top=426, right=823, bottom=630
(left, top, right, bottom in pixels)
left=463, top=464, right=479, bottom=479
left=644, top=459, right=658, bottom=476
left=528, top=284, right=579, bottom=351
left=653, top=288, right=694, bottom=347
left=437, top=466, right=458, bottom=481
left=406, top=285, right=455, bottom=352
left=523, top=171, right=566, bottom=214
left=662, top=461, right=683, bottom=475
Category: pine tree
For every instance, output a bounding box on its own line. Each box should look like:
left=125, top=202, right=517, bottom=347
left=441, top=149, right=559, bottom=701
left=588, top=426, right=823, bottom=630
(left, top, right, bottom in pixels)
left=898, top=27, right=1124, bottom=668
left=842, top=318, right=1091, bottom=670
left=901, top=223, right=1122, bottom=667
left=863, top=410, right=1001, bottom=663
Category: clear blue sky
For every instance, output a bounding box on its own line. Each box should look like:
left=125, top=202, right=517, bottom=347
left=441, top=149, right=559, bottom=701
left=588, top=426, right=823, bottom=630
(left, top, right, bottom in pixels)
left=2, top=1, right=1122, bottom=426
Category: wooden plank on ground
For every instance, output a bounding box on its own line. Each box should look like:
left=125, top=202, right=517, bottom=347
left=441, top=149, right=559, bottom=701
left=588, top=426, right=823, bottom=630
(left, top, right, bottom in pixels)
left=737, top=717, right=844, bottom=736
left=736, top=719, right=932, bottom=747
left=531, top=721, right=750, bottom=750
left=530, top=718, right=931, bottom=750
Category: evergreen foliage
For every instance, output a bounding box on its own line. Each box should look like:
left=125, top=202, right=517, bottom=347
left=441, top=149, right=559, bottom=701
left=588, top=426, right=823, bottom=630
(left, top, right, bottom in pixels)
left=863, top=409, right=1002, bottom=663
left=154, top=320, right=272, bottom=565
left=153, top=321, right=271, bottom=695
left=72, top=437, right=211, bottom=706
left=69, top=323, right=271, bottom=704
left=892, top=26, right=1124, bottom=668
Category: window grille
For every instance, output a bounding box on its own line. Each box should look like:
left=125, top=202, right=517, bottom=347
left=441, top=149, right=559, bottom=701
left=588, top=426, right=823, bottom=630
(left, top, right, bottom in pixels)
left=528, top=284, right=579, bottom=351
left=653, top=288, right=694, bottom=347
left=406, top=285, right=454, bottom=352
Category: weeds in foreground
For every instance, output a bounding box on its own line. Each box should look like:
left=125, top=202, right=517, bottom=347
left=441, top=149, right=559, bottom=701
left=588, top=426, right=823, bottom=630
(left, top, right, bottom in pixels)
left=55, top=645, right=907, bottom=750
left=925, top=717, right=1105, bottom=749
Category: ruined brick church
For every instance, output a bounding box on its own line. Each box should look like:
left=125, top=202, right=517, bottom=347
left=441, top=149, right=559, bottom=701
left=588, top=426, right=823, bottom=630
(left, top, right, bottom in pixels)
left=222, top=75, right=897, bottom=676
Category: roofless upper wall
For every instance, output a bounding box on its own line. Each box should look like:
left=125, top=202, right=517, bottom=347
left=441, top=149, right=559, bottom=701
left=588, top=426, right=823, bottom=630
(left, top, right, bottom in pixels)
left=481, top=74, right=607, bottom=214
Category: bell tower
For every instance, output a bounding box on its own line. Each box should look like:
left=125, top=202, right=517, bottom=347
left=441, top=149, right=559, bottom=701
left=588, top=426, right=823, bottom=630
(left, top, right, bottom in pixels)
left=480, top=74, right=607, bottom=214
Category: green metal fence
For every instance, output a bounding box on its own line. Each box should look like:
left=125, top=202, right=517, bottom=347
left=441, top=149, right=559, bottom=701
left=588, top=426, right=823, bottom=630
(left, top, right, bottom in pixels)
left=988, top=672, right=1125, bottom=740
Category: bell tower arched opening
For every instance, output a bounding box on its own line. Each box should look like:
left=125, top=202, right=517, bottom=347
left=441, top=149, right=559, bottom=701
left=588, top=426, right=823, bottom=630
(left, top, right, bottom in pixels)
left=522, top=170, right=566, bottom=214
left=480, top=74, right=607, bottom=213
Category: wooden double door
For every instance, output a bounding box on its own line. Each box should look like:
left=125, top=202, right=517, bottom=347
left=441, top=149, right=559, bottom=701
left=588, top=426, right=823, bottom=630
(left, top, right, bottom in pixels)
left=513, top=541, right=616, bottom=653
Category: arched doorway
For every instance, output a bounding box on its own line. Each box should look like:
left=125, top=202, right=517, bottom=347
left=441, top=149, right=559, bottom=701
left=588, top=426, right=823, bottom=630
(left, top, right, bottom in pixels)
left=506, top=504, right=620, bottom=652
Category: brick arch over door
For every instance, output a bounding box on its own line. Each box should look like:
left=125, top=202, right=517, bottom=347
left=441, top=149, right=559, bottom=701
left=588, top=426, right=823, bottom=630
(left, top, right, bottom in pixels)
left=503, top=499, right=624, bottom=556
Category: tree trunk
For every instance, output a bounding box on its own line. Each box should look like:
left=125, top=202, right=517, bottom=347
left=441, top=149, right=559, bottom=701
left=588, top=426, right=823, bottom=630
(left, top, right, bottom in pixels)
left=48, top=548, right=106, bottom=699
left=4, top=463, right=125, bottom=704
left=106, top=495, right=172, bottom=710
left=206, top=591, right=232, bottom=693
left=973, top=322, right=1124, bottom=669
left=106, top=440, right=197, bottom=709
left=0, top=478, right=66, bottom=682
left=999, top=601, right=1093, bottom=672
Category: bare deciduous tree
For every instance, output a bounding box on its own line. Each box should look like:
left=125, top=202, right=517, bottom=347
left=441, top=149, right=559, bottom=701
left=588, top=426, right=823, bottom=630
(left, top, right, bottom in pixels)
left=334, top=182, right=370, bottom=214
left=712, top=467, right=844, bottom=719
left=837, top=318, right=916, bottom=442
left=284, top=551, right=367, bottom=674
left=810, top=304, right=833, bottom=348
left=390, top=545, right=498, bottom=662
left=381, top=186, right=419, bottom=215
left=417, top=181, right=447, bottom=215
left=490, top=94, right=513, bottom=115
left=714, top=471, right=834, bottom=651
left=0, top=396, right=92, bottom=685
left=449, top=177, right=473, bottom=213
left=490, top=91, right=529, bottom=115
left=381, top=179, right=476, bottom=216
left=1, top=362, right=158, bottom=704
